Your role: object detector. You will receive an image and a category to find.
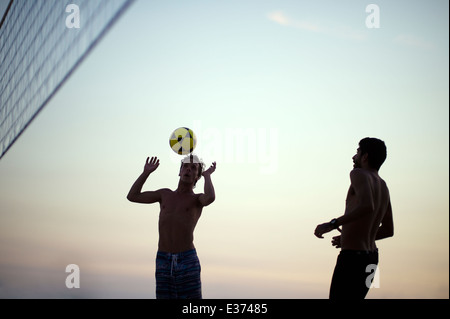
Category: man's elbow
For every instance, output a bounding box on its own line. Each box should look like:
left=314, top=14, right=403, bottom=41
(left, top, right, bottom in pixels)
left=206, top=195, right=216, bottom=205
left=388, top=227, right=394, bottom=238
left=380, top=225, right=394, bottom=239
left=384, top=220, right=394, bottom=238
left=202, top=195, right=215, bottom=206
left=127, top=194, right=136, bottom=202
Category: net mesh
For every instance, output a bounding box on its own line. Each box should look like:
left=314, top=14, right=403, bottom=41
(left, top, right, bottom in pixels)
left=0, top=0, right=134, bottom=159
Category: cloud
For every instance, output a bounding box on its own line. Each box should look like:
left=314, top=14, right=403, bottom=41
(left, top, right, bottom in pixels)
left=267, top=10, right=290, bottom=26
left=393, top=34, right=434, bottom=50
left=267, top=10, right=322, bottom=32
left=267, top=10, right=366, bottom=41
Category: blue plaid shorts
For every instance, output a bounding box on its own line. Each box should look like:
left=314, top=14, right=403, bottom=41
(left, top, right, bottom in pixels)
left=155, top=249, right=202, bottom=299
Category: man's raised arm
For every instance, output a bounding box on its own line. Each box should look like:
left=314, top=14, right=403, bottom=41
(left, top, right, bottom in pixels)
left=127, top=156, right=161, bottom=204
left=199, top=162, right=216, bottom=206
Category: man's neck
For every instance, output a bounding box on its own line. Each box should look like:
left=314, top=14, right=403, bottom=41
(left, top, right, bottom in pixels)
left=176, top=182, right=194, bottom=194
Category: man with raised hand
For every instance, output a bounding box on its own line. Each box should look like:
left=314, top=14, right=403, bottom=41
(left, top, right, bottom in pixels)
left=127, top=154, right=216, bottom=299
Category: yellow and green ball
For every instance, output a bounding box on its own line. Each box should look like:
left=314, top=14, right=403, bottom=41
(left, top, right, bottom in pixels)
left=169, top=127, right=197, bottom=155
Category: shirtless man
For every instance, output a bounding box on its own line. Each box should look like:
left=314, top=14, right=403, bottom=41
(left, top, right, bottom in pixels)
left=314, top=138, right=394, bottom=299
left=127, top=154, right=216, bottom=299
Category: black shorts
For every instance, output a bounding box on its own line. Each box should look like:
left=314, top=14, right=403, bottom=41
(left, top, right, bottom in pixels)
left=329, top=249, right=379, bottom=299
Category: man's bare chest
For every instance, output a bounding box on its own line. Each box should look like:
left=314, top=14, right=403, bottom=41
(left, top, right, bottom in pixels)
left=160, top=192, right=201, bottom=215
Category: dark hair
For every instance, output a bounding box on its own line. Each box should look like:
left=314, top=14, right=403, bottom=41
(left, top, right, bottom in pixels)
left=180, top=154, right=205, bottom=186
left=359, top=137, right=387, bottom=170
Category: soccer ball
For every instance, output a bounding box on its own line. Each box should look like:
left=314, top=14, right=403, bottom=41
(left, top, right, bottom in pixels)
left=169, top=127, right=197, bottom=155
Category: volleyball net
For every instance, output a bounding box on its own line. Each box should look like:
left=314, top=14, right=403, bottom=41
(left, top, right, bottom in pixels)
left=0, top=0, right=135, bottom=159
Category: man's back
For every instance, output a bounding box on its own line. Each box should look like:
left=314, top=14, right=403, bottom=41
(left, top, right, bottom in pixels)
left=341, top=168, right=391, bottom=251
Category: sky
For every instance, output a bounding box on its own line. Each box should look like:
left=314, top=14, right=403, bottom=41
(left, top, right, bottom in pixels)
left=0, top=0, right=448, bottom=299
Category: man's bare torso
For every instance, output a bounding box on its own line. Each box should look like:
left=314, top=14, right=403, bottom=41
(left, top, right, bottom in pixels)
left=341, top=169, right=390, bottom=251
left=157, top=188, right=204, bottom=253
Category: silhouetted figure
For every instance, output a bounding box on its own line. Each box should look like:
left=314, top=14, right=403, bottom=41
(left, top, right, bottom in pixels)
left=127, top=154, right=216, bottom=299
left=315, top=138, right=394, bottom=299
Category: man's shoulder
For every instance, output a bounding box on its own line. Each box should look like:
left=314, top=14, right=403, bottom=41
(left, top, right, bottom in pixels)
left=157, top=188, right=173, bottom=195
left=349, top=169, right=375, bottom=187
left=350, top=169, right=389, bottom=192
left=349, top=168, right=368, bottom=178
left=350, top=168, right=380, bottom=178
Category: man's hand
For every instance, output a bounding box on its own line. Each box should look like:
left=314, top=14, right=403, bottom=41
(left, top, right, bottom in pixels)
left=144, top=156, right=160, bottom=174
left=127, top=156, right=161, bottom=204
left=314, top=222, right=334, bottom=239
left=202, top=162, right=216, bottom=177
left=332, top=235, right=341, bottom=248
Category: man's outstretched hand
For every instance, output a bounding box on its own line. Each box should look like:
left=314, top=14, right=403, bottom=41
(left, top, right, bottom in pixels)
left=144, top=156, right=160, bottom=174
left=202, top=162, right=216, bottom=177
